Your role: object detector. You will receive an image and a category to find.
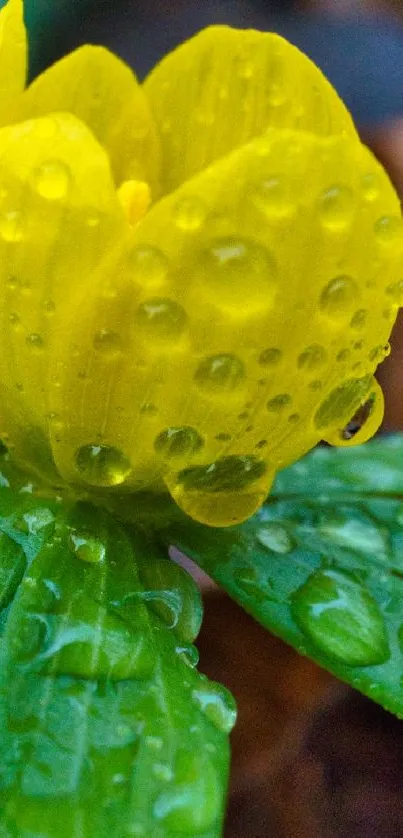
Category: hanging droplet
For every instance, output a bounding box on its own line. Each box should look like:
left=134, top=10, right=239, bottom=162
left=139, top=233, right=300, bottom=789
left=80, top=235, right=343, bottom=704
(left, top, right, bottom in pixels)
left=323, top=378, right=384, bottom=447
left=314, top=375, right=372, bottom=430
left=292, top=568, right=389, bottom=666
left=33, top=160, right=71, bottom=201
left=154, top=426, right=204, bottom=460
left=165, top=455, right=273, bottom=526
left=319, top=275, right=358, bottom=320
left=192, top=679, right=237, bottom=734
left=134, top=298, right=186, bottom=344
left=194, top=236, right=277, bottom=314
left=74, top=444, right=131, bottom=487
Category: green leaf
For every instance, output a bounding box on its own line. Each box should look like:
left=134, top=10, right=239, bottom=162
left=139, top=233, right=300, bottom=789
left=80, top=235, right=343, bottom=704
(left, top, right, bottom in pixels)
left=159, top=434, right=403, bottom=718
left=0, top=476, right=233, bottom=837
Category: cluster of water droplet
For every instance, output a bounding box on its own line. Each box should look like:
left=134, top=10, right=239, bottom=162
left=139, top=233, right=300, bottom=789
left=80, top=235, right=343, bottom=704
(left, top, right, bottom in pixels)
left=0, top=55, right=402, bottom=527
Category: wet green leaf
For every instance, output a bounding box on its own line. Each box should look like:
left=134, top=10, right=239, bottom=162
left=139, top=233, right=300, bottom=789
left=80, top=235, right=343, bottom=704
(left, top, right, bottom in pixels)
left=0, top=467, right=232, bottom=837
left=160, top=435, right=403, bottom=718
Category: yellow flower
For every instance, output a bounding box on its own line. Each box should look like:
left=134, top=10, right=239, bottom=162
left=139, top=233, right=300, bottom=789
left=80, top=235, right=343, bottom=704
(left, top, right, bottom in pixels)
left=0, top=0, right=401, bottom=527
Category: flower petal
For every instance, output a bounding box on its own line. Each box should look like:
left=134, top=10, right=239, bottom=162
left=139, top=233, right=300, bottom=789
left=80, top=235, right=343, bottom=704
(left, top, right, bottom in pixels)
left=144, top=25, right=356, bottom=195
left=0, top=0, right=27, bottom=125
left=0, top=113, right=127, bottom=480
left=16, top=46, right=160, bottom=192
left=45, top=128, right=402, bottom=525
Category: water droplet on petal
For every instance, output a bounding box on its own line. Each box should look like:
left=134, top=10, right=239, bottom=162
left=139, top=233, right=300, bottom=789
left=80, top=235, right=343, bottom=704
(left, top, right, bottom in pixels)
left=292, top=568, right=389, bottom=666
left=0, top=210, right=23, bottom=242
left=257, top=523, right=294, bottom=554
left=361, top=173, right=379, bottom=202
left=319, top=186, right=354, bottom=231
left=93, top=329, right=122, bottom=358
left=266, top=394, right=292, bottom=413
left=258, top=347, right=282, bottom=366
left=320, top=275, right=358, bottom=319
left=154, top=426, right=204, bottom=460
left=33, top=160, right=71, bottom=201
left=252, top=177, right=294, bottom=219
left=194, top=354, right=245, bottom=396
left=128, top=245, right=168, bottom=288
left=386, top=279, right=403, bottom=305
left=374, top=215, right=403, bottom=244
left=26, top=333, right=44, bottom=352
left=173, top=196, right=206, bottom=231
left=195, top=236, right=277, bottom=315
left=297, top=344, right=326, bottom=371
left=75, top=444, right=131, bottom=487
left=324, top=379, right=384, bottom=447
left=350, top=309, right=367, bottom=330
left=192, top=679, right=237, bottom=734
left=135, top=298, right=186, bottom=344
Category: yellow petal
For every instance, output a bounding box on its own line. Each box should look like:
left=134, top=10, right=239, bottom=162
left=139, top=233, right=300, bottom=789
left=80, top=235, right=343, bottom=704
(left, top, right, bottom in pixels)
left=0, top=113, right=127, bottom=480
left=45, top=128, right=402, bottom=525
left=15, top=46, right=160, bottom=192
left=0, top=0, right=27, bottom=125
left=144, top=25, right=356, bottom=195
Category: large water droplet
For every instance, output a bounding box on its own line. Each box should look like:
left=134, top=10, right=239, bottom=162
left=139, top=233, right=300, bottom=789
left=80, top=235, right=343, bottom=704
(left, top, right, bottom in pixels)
left=33, top=160, right=71, bottom=201
left=297, top=344, right=326, bottom=371
left=173, top=196, right=206, bottom=231
left=292, top=568, right=389, bottom=666
left=319, top=186, right=354, bottom=231
left=320, top=275, right=358, bottom=319
left=195, top=236, right=277, bottom=314
left=192, top=679, right=237, bottom=733
left=154, top=426, right=204, bottom=460
left=314, top=375, right=372, bottom=430
left=0, top=210, right=23, bottom=242
left=135, top=298, right=186, bottom=344
left=128, top=245, right=168, bottom=288
left=317, top=507, right=389, bottom=563
left=194, top=354, right=245, bottom=395
left=75, top=444, right=131, bottom=487
left=257, top=523, right=294, bottom=554
left=165, top=455, right=272, bottom=526
left=324, top=379, right=384, bottom=447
